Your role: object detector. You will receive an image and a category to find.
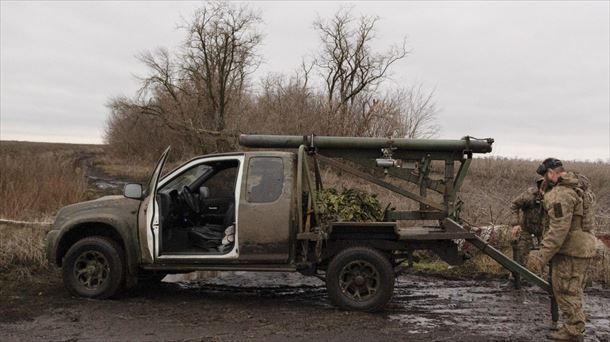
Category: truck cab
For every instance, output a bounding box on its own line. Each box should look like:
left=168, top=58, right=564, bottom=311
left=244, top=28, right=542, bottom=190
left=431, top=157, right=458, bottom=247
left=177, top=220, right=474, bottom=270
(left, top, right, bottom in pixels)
left=47, top=150, right=301, bottom=298
left=138, top=150, right=296, bottom=267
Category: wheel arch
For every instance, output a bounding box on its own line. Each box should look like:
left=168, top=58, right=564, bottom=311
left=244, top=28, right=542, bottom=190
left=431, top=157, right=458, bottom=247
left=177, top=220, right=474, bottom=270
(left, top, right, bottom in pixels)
left=56, top=222, right=127, bottom=266
left=55, top=220, right=139, bottom=287
left=322, top=223, right=404, bottom=261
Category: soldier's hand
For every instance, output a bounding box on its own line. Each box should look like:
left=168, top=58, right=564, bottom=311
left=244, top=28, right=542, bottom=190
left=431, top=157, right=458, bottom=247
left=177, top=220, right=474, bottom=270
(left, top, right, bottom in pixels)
left=511, top=225, right=522, bottom=239
left=526, top=251, right=544, bottom=275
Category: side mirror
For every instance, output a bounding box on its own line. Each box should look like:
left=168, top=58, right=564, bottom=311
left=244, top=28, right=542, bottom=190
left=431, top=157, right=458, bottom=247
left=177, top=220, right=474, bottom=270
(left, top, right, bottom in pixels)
left=124, top=183, right=143, bottom=200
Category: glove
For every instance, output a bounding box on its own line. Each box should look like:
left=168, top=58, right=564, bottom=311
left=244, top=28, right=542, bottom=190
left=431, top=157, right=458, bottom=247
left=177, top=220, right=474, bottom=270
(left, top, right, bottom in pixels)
left=526, top=250, right=545, bottom=275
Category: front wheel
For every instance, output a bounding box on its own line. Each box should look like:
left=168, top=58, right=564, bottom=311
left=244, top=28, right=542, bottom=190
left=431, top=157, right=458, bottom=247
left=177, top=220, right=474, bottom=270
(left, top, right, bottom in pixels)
left=326, top=247, right=395, bottom=312
left=62, top=236, right=125, bottom=299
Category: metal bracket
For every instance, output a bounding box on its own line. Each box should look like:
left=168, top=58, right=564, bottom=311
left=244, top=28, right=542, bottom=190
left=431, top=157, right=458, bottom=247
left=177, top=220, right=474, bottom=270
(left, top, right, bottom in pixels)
left=316, top=153, right=445, bottom=211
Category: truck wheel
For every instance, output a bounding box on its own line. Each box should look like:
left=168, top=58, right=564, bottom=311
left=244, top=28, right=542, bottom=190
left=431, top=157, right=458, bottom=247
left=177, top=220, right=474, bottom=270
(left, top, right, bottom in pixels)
left=62, top=236, right=125, bottom=299
left=326, top=246, right=394, bottom=312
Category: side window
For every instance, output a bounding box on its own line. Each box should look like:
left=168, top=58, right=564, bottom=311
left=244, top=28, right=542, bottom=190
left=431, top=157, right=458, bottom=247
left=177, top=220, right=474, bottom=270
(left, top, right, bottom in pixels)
left=246, top=157, right=284, bottom=203
left=204, top=167, right=238, bottom=198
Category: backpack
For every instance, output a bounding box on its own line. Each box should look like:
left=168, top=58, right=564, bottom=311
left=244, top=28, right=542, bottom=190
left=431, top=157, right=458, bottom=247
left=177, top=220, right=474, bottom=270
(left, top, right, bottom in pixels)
left=573, top=173, right=597, bottom=233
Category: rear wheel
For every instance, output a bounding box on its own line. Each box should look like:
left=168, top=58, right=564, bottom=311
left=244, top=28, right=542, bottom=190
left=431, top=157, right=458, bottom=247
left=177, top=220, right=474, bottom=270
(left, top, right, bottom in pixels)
left=326, top=246, right=394, bottom=312
left=62, top=236, right=125, bottom=299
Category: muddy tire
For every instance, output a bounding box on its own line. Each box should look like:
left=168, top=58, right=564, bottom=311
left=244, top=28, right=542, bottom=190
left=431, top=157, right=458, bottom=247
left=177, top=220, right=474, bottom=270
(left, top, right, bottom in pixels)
left=326, top=247, right=394, bottom=312
left=62, top=236, right=125, bottom=299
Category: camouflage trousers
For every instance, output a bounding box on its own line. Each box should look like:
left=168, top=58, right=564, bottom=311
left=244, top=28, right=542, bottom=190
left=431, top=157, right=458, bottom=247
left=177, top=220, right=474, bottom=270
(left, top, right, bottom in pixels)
left=551, top=254, right=591, bottom=336
left=511, top=230, right=538, bottom=266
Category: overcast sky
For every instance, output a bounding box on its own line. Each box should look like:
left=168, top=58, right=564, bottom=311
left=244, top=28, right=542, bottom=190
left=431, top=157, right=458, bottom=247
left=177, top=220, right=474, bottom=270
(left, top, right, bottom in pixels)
left=1, top=1, right=609, bottom=161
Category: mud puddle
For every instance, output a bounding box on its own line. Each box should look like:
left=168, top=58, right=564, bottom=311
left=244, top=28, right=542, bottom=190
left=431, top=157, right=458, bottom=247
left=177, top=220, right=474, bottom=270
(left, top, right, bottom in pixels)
left=1, top=273, right=609, bottom=341
left=75, top=154, right=128, bottom=192
left=175, top=272, right=610, bottom=341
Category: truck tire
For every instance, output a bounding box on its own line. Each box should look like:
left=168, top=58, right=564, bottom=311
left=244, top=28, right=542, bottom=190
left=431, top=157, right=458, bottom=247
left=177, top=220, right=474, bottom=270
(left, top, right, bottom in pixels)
left=326, top=246, right=394, bottom=312
left=62, top=236, right=125, bottom=299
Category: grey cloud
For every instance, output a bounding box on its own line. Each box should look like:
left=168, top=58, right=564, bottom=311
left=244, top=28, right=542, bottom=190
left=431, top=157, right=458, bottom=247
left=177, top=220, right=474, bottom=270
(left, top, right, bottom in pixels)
left=1, top=1, right=608, bottom=160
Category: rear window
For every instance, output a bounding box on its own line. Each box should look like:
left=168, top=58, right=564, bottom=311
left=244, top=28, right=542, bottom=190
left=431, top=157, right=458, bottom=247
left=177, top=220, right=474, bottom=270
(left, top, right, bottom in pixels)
left=246, top=157, right=284, bottom=203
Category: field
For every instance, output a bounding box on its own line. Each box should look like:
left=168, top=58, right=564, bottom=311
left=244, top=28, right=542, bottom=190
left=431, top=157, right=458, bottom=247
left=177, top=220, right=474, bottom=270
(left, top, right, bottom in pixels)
left=1, top=140, right=609, bottom=341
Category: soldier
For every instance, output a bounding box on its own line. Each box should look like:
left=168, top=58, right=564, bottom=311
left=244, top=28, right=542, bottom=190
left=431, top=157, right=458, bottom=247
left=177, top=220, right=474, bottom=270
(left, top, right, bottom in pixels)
left=508, top=178, right=545, bottom=288
left=526, top=158, right=597, bottom=342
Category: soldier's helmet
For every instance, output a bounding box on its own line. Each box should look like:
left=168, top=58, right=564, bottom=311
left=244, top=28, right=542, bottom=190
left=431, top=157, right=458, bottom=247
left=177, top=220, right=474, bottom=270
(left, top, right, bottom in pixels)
left=536, top=158, right=563, bottom=176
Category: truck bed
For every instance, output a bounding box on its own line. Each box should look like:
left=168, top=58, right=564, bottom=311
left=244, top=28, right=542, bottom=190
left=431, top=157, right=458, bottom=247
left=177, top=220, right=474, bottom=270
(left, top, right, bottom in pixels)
left=329, top=222, right=476, bottom=241
left=396, top=226, right=476, bottom=241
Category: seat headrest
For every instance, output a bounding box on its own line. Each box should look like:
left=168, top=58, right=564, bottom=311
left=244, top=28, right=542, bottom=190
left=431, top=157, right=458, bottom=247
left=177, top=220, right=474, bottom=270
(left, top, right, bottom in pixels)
left=199, top=186, right=210, bottom=199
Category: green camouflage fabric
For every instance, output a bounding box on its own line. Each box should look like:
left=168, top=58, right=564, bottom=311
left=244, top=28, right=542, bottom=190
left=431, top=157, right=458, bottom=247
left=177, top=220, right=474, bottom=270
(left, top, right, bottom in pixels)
left=510, top=187, right=544, bottom=266
left=511, top=229, right=537, bottom=267
left=511, top=186, right=544, bottom=236
left=551, top=254, right=591, bottom=337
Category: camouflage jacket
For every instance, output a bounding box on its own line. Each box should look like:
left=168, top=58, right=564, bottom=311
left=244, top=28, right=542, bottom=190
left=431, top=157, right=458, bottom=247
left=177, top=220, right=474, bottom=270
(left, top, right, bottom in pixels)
left=537, top=172, right=598, bottom=265
left=510, top=187, right=544, bottom=237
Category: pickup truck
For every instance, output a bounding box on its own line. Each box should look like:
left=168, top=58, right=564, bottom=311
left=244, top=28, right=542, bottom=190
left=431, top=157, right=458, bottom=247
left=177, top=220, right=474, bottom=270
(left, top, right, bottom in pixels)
left=46, top=134, right=550, bottom=312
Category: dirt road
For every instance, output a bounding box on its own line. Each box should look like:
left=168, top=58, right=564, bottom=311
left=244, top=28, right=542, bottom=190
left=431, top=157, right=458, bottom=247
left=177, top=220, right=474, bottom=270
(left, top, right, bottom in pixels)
left=1, top=272, right=608, bottom=342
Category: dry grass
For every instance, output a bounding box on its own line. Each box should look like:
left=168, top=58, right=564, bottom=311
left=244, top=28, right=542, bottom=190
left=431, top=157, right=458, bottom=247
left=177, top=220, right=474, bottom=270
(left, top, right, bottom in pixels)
left=94, top=154, right=153, bottom=183
left=0, top=141, right=95, bottom=277
left=0, top=141, right=92, bottom=221
left=589, top=241, right=610, bottom=286
left=0, top=223, right=50, bottom=278
left=0, top=141, right=185, bottom=278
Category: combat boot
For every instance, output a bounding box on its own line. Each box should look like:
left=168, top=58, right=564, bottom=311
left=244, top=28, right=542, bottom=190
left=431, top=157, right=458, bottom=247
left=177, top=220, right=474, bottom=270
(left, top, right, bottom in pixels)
left=546, top=327, right=584, bottom=342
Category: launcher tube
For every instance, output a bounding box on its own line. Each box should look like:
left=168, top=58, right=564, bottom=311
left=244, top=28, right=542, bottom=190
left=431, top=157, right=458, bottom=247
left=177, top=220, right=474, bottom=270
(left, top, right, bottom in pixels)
left=239, top=134, right=493, bottom=154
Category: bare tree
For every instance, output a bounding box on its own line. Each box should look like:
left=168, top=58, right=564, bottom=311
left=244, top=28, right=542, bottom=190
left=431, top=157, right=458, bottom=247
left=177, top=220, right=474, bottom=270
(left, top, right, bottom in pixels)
left=313, top=8, right=408, bottom=133
left=116, top=1, right=262, bottom=153
left=106, top=4, right=440, bottom=160
left=243, top=71, right=325, bottom=135
left=398, top=85, right=440, bottom=139
left=347, top=86, right=439, bottom=138
left=182, top=1, right=262, bottom=131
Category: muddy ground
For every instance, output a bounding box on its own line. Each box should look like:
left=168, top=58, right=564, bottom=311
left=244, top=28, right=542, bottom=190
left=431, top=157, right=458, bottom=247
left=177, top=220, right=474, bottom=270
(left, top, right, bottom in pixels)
left=1, top=271, right=609, bottom=342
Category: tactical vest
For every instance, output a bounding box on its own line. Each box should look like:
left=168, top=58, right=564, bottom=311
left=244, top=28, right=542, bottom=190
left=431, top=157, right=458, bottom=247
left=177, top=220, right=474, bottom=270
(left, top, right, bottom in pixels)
left=523, top=203, right=544, bottom=236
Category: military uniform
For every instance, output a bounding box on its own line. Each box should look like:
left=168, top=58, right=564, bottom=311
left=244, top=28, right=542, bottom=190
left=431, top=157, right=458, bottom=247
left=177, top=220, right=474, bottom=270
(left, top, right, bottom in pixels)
left=510, top=186, right=544, bottom=266
left=528, top=172, right=597, bottom=340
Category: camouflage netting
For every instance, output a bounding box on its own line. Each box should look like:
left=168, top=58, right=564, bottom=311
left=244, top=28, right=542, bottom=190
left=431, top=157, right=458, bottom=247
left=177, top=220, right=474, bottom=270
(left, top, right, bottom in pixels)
left=315, top=188, right=383, bottom=224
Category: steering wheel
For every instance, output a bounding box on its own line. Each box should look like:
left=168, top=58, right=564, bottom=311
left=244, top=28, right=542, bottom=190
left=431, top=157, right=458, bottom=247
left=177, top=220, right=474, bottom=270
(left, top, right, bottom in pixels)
left=181, top=185, right=200, bottom=214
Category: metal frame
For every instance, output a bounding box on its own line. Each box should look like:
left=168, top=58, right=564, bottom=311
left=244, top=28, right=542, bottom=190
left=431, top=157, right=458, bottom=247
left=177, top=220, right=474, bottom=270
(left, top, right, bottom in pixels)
left=291, top=143, right=479, bottom=225
left=240, top=134, right=495, bottom=231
